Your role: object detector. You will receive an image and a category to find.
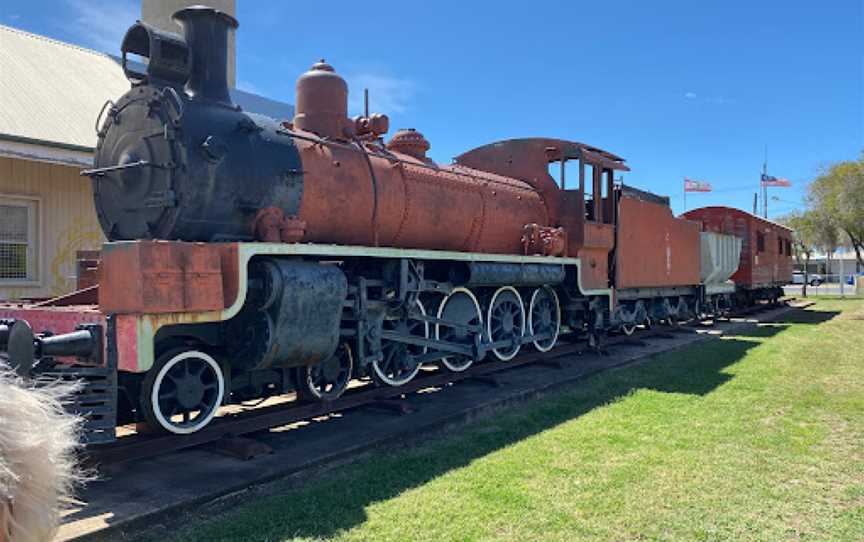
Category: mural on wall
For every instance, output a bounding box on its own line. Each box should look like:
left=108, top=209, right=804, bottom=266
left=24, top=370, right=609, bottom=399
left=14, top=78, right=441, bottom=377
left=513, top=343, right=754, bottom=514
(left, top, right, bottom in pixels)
left=49, top=215, right=104, bottom=296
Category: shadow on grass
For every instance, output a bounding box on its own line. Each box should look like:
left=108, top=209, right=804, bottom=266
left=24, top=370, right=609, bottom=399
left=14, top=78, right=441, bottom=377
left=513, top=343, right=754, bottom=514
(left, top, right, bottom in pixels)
left=770, top=308, right=839, bottom=325
left=168, top=315, right=823, bottom=541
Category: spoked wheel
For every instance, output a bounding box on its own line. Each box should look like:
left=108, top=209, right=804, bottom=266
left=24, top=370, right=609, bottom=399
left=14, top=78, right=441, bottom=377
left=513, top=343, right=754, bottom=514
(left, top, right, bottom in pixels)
left=621, top=322, right=637, bottom=336
left=528, top=286, right=561, bottom=352
left=676, top=297, right=691, bottom=322
left=618, top=303, right=638, bottom=336
left=436, top=287, right=483, bottom=372
left=719, top=296, right=731, bottom=316
left=296, top=343, right=353, bottom=402
left=373, top=299, right=429, bottom=386
left=140, top=349, right=225, bottom=435
left=694, top=298, right=709, bottom=321
left=642, top=316, right=654, bottom=330
left=486, top=286, right=526, bottom=361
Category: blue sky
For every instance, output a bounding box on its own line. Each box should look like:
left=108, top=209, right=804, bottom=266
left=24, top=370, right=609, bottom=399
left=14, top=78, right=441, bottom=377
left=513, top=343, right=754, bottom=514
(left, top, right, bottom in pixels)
left=2, top=1, right=861, bottom=218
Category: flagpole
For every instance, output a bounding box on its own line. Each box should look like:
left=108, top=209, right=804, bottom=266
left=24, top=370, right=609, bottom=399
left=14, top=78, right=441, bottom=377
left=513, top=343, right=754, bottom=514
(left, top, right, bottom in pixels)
left=762, top=146, right=768, bottom=218
left=683, top=178, right=686, bottom=212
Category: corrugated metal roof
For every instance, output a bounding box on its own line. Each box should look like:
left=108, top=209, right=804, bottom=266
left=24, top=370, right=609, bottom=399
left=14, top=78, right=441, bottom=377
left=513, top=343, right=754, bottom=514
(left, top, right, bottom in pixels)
left=0, top=24, right=294, bottom=154
left=0, top=24, right=131, bottom=151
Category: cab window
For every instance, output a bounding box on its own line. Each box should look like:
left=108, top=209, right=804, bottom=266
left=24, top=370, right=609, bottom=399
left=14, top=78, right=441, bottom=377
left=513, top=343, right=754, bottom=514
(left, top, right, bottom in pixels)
left=583, top=162, right=596, bottom=221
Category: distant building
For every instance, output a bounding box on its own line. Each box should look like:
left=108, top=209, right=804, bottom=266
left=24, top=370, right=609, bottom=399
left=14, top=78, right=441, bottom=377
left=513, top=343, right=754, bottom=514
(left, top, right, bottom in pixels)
left=794, top=250, right=861, bottom=277
left=0, top=2, right=292, bottom=300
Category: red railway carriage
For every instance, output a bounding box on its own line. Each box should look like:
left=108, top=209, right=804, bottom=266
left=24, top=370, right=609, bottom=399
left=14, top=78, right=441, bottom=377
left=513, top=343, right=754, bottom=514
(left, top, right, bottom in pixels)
left=683, top=207, right=793, bottom=302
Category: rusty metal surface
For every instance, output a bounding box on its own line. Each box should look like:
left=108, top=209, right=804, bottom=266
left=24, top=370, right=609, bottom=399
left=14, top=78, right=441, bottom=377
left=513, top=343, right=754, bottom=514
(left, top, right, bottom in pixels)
left=292, top=137, right=550, bottom=254
left=521, top=224, right=567, bottom=256
left=616, top=195, right=701, bottom=289
left=683, top=207, right=794, bottom=289
left=293, top=60, right=352, bottom=140
left=456, top=138, right=629, bottom=178
left=76, top=250, right=101, bottom=291
left=100, top=241, right=225, bottom=314
left=0, top=305, right=106, bottom=367
left=31, top=286, right=99, bottom=307
left=0, top=305, right=103, bottom=331
left=578, top=223, right=615, bottom=289
left=386, top=128, right=431, bottom=161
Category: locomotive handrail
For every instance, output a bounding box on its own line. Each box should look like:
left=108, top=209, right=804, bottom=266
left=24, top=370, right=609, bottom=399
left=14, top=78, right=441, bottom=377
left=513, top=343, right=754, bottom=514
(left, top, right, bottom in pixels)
left=80, top=160, right=157, bottom=178
left=94, top=100, right=115, bottom=136
left=161, top=87, right=185, bottom=124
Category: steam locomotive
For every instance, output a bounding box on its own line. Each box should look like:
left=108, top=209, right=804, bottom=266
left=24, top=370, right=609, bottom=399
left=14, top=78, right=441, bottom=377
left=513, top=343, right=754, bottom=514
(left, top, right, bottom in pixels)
left=0, top=6, right=792, bottom=440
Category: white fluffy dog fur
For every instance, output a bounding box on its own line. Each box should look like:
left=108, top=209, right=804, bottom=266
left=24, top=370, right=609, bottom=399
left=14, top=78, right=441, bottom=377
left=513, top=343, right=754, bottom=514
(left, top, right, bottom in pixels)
left=0, top=364, right=82, bottom=542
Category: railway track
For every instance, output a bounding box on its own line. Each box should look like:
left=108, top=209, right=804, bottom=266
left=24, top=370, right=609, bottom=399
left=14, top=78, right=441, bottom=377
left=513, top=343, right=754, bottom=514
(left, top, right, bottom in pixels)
left=86, top=301, right=798, bottom=467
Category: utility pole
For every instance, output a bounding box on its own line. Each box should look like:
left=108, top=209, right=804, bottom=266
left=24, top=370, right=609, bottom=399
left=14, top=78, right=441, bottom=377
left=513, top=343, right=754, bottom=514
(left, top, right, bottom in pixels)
left=840, top=246, right=845, bottom=298
left=753, top=192, right=758, bottom=215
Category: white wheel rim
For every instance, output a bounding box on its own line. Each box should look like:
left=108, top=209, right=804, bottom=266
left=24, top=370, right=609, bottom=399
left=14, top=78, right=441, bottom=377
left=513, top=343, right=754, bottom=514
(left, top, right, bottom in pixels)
left=486, top=286, right=526, bottom=361
left=436, top=287, right=482, bottom=372
left=621, top=303, right=638, bottom=336
left=150, top=350, right=224, bottom=435
left=528, top=287, right=561, bottom=352
left=373, top=299, right=428, bottom=386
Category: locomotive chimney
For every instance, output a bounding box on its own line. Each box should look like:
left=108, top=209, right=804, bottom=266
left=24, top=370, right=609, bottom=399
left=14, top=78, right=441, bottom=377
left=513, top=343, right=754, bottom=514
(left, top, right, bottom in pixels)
left=172, top=5, right=238, bottom=105
left=142, top=0, right=236, bottom=87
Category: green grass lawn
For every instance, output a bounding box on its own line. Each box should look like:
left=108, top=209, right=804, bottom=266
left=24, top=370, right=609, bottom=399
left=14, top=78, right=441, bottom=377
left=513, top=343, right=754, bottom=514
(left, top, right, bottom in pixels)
left=165, top=299, right=864, bottom=542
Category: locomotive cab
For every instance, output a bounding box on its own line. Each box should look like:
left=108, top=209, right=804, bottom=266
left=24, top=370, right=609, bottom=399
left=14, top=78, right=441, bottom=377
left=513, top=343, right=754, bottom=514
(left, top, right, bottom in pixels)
left=456, top=138, right=628, bottom=290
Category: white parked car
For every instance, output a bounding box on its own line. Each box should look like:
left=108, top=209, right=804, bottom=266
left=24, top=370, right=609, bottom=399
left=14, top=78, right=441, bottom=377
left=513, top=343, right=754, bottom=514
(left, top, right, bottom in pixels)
left=792, top=273, right=823, bottom=286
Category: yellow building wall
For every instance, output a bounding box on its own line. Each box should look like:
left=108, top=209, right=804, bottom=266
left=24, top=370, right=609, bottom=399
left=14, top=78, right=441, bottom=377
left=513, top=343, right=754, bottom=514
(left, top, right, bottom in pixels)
left=0, top=155, right=105, bottom=300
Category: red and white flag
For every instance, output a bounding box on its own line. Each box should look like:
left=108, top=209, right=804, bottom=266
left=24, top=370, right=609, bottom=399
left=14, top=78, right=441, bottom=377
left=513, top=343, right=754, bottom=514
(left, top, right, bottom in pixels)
left=761, top=174, right=791, bottom=187
left=684, top=178, right=712, bottom=192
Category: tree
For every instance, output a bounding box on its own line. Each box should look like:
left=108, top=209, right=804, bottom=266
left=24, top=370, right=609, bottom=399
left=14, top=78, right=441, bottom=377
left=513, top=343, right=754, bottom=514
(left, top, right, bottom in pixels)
left=779, top=211, right=820, bottom=297
left=811, top=210, right=840, bottom=275
left=808, top=158, right=864, bottom=271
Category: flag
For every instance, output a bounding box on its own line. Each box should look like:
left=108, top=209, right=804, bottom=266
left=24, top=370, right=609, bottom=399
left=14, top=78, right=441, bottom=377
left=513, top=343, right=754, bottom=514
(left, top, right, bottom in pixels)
left=684, top=178, right=712, bottom=192
left=761, top=174, right=791, bottom=187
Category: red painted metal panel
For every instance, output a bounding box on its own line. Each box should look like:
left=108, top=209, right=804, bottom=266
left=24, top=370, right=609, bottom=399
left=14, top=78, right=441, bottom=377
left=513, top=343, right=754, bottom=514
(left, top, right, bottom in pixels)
left=0, top=305, right=106, bottom=366
left=115, top=314, right=140, bottom=372
left=616, top=196, right=701, bottom=289
left=100, top=241, right=226, bottom=314
left=682, top=206, right=793, bottom=289
left=578, top=223, right=615, bottom=289
left=0, top=305, right=103, bottom=334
